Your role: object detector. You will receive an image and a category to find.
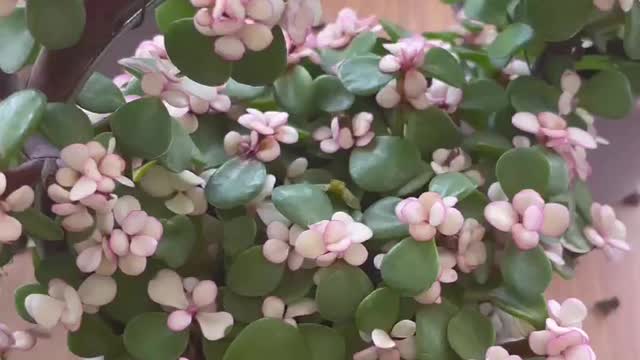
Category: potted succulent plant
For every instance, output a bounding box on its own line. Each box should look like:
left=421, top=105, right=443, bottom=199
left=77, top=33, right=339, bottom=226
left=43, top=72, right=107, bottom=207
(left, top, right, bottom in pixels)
left=0, top=0, right=637, bottom=359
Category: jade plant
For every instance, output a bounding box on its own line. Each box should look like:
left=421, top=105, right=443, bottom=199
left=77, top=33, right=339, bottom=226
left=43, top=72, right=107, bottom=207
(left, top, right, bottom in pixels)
left=0, top=0, right=637, bottom=359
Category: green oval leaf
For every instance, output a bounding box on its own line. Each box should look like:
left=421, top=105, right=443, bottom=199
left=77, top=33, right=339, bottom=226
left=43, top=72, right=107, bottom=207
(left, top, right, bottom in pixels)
left=232, top=27, right=288, bottom=86
left=223, top=318, right=309, bottom=360
left=39, top=103, right=94, bottom=148
left=166, top=19, right=232, bottom=86
left=423, top=47, right=466, bottom=88
left=222, top=289, right=264, bottom=324
left=124, top=312, right=189, bottom=360
left=312, top=75, right=356, bottom=113
left=110, top=97, right=172, bottom=159
left=26, top=0, right=85, bottom=50
left=463, top=0, right=509, bottom=25
left=525, top=0, right=593, bottom=42
left=403, top=107, right=462, bottom=159
left=496, top=147, right=550, bottom=198
left=68, top=314, right=122, bottom=358
left=463, top=131, right=511, bottom=158
left=222, top=215, right=257, bottom=257
left=274, top=65, right=314, bottom=116
left=362, top=197, right=409, bottom=241
left=0, top=8, right=36, bottom=74
left=160, top=119, right=200, bottom=172
left=416, top=302, right=461, bottom=360
left=577, top=70, right=634, bottom=119
left=490, top=287, right=547, bottom=329
left=507, top=76, right=560, bottom=113
left=206, top=157, right=267, bottom=209
left=501, top=243, right=552, bottom=299
left=227, top=246, right=285, bottom=297
left=316, top=263, right=373, bottom=322
left=299, top=324, right=347, bottom=360
left=155, top=215, right=197, bottom=268
left=156, top=0, right=196, bottom=34
left=461, top=79, right=508, bottom=113
left=447, top=306, right=495, bottom=360
left=12, top=208, right=64, bottom=241
left=338, top=55, right=394, bottom=96
left=272, top=269, right=315, bottom=304
left=0, top=90, right=46, bottom=164
left=191, top=115, right=229, bottom=168
left=625, top=4, right=640, bottom=60
left=272, top=184, right=334, bottom=226
left=381, top=238, right=439, bottom=296
left=429, top=172, right=478, bottom=200
left=356, top=287, right=400, bottom=334
left=76, top=73, right=126, bottom=114
left=350, top=136, right=423, bottom=193
left=487, top=23, right=534, bottom=69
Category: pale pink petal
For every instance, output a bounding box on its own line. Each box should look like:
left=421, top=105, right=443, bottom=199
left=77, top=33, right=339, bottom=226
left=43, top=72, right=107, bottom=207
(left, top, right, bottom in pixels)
left=395, top=198, right=428, bottom=224
left=376, top=82, right=401, bottom=109
left=168, top=310, right=193, bottom=332
left=60, top=144, right=90, bottom=172
left=356, top=132, right=375, bottom=147
left=313, top=126, right=332, bottom=141
left=379, top=55, right=401, bottom=73
left=354, top=347, right=379, bottom=360
left=263, top=239, right=290, bottom=264
left=0, top=214, right=22, bottom=243
left=76, top=246, right=103, bottom=273
left=77, top=274, right=117, bottom=306
left=512, top=223, right=540, bottom=250
left=284, top=298, right=317, bottom=319
left=414, top=282, right=441, bottom=304
left=165, top=193, right=195, bottom=215
left=215, top=36, right=246, bottom=61
left=130, top=235, right=158, bottom=257
left=512, top=189, right=545, bottom=215
left=372, top=329, right=396, bottom=349
left=275, top=126, right=299, bottom=144
left=529, top=330, right=554, bottom=355
left=5, top=186, right=35, bottom=212
left=484, top=201, right=518, bottom=232
left=338, top=127, right=355, bottom=149
left=512, top=112, right=540, bottom=134
left=522, top=205, right=544, bottom=231
left=541, top=203, right=571, bottom=237
left=409, top=223, right=437, bottom=242
left=262, top=296, right=286, bottom=319
left=347, top=222, right=373, bottom=243
left=148, top=269, right=189, bottom=309
left=320, top=139, right=340, bottom=153
left=118, top=254, right=147, bottom=276
left=438, top=208, right=464, bottom=236
left=142, top=216, right=164, bottom=239
left=267, top=221, right=290, bottom=241
left=121, top=210, right=149, bottom=235
left=69, top=177, right=98, bottom=201
left=559, top=92, right=574, bottom=116
left=192, top=280, right=218, bottom=308
left=196, top=312, right=234, bottom=341
left=256, top=137, right=281, bottom=162
left=352, top=112, right=373, bottom=137
left=24, top=294, right=65, bottom=329
left=295, top=230, right=326, bottom=258
left=11, top=330, right=36, bottom=351
left=113, top=195, right=142, bottom=225
left=403, top=70, right=428, bottom=99
left=316, top=252, right=338, bottom=267
left=564, top=344, right=596, bottom=360
left=391, top=320, right=416, bottom=338
left=555, top=298, right=588, bottom=328
left=0, top=172, right=5, bottom=195
left=568, top=128, right=598, bottom=149
left=109, top=229, right=130, bottom=257
left=96, top=177, right=117, bottom=193
left=48, top=184, right=71, bottom=203
left=343, top=243, right=368, bottom=266
left=62, top=209, right=94, bottom=232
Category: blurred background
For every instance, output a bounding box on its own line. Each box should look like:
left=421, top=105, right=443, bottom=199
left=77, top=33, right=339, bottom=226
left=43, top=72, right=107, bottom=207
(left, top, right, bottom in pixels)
left=1, top=0, right=638, bottom=358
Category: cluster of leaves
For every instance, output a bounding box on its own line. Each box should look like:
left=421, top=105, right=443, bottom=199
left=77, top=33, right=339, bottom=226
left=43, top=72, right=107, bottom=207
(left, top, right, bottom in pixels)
left=0, top=0, right=638, bottom=359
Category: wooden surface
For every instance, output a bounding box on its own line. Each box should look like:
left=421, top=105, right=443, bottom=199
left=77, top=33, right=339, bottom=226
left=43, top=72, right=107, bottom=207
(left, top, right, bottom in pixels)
left=0, top=1, right=635, bottom=359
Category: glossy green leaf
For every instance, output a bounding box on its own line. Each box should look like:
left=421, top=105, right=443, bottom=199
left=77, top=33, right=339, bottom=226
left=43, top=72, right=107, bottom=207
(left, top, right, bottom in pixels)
left=573, top=180, right=593, bottom=222
left=232, top=27, right=288, bottom=86
left=316, top=263, right=374, bottom=322
left=381, top=238, right=439, bottom=296
left=272, top=184, right=334, bottom=226
left=33, top=253, right=83, bottom=288
left=404, top=107, right=462, bottom=159
left=68, top=314, right=122, bottom=358
left=124, top=313, right=189, bottom=360
left=463, top=132, right=511, bottom=158
left=362, top=197, right=410, bottom=241
left=525, top=0, right=593, bottom=42
left=429, top=173, right=478, bottom=200
left=312, top=75, right=356, bottom=113
left=227, top=246, right=285, bottom=297
left=0, top=90, right=46, bottom=164
left=222, top=215, right=257, bottom=257
left=14, top=283, right=47, bottom=323
left=160, top=119, right=199, bottom=172
left=562, top=216, right=592, bottom=254
left=396, top=162, right=435, bottom=197
left=39, top=103, right=93, bottom=148
left=225, top=79, right=267, bottom=101
left=110, top=97, right=172, bottom=159
left=12, top=208, right=64, bottom=241
left=155, top=215, right=197, bottom=268
left=490, top=287, right=547, bottom=329
left=206, top=157, right=267, bottom=209
left=487, top=23, right=534, bottom=68
left=338, top=55, right=394, bottom=96
left=496, top=147, right=550, bottom=198
left=423, top=47, right=466, bottom=88
left=350, top=136, right=423, bottom=192
left=299, top=324, right=347, bottom=360
left=191, top=115, right=229, bottom=168
left=577, top=70, right=634, bottom=119
left=356, top=287, right=400, bottom=334
left=0, top=8, right=36, bottom=74
left=501, top=242, right=552, bottom=299
left=76, top=73, right=126, bottom=114
left=156, top=0, right=196, bottom=34
left=223, top=318, right=309, bottom=360
left=380, top=20, right=411, bottom=41
left=416, top=303, right=461, bottom=360
left=102, top=271, right=162, bottom=324
left=463, top=0, right=509, bottom=25
left=272, top=269, right=315, bottom=303
left=625, top=4, right=640, bottom=60
left=222, top=289, right=264, bottom=324
left=460, top=79, right=508, bottom=113
left=26, top=0, right=85, bottom=50
left=544, top=150, right=570, bottom=197
left=507, top=76, right=560, bottom=113
left=274, top=65, right=314, bottom=116
left=447, top=307, right=495, bottom=360
left=456, top=190, right=489, bottom=222
left=166, top=19, right=232, bottom=86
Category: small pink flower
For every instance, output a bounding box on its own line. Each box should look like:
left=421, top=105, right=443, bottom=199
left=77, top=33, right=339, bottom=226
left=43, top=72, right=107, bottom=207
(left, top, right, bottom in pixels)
left=286, top=31, right=321, bottom=65
left=379, top=36, right=429, bottom=73
left=148, top=269, right=234, bottom=341
left=135, top=35, right=168, bottom=59
left=395, top=192, right=465, bottom=241
left=313, top=113, right=375, bottom=154
left=583, top=203, right=630, bottom=259
left=262, top=221, right=306, bottom=270
left=262, top=296, right=317, bottom=326
left=140, top=167, right=207, bottom=216
left=280, top=0, right=322, bottom=46
left=426, top=79, right=463, bottom=113
left=558, top=70, right=582, bottom=116
left=0, top=324, right=35, bottom=356
left=414, top=248, right=458, bottom=304
left=294, top=212, right=372, bottom=267
left=484, top=189, right=570, bottom=250
left=430, top=148, right=472, bottom=175
left=502, top=59, right=531, bottom=80
left=456, top=219, right=487, bottom=273
left=316, top=8, right=380, bottom=49
left=594, top=0, right=636, bottom=12
left=0, top=173, right=34, bottom=244
left=353, top=320, right=417, bottom=360
left=485, top=346, right=522, bottom=360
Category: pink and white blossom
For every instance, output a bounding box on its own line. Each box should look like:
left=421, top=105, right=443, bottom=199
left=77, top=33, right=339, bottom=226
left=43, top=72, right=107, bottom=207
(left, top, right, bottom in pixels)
left=426, top=79, right=463, bottom=113
left=414, top=248, right=458, bottom=304
left=280, top=0, right=322, bottom=46
left=558, top=71, right=582, bottom=116
left=430, top=147, right=472, bottom=175
left=0, top=324, right=35, bottom=356
left=485, top=346, right=522, bottom=360
left=353, top=320, right=417, bottom=360
left=0, top=172, right=34, bottom=244
left=316, top=8, right=380, bottom=49
left=583, top=203, right=630, bottom=259
left=594, top=0, right=637, bottom=12
left=262, top=221, right=307, bottom=270
left=395, top=192, right=465, bottom=241
left=503, top=59, right=531, bottom=80
left=484, top=189, right=570, bottom=250
left=24, top=275, right=117, bottom=331
left=286, top=31, right=321, bottom=65
left=294, top=212, right=372, bottom=267
left=148, top=269, right=233, bottom=341
left=313, top=113, right=375, bottom=154
left=456, top=219, right=487, bottom=273
left=261, top=296, right=317, bottom=326
left=140, top=167, right=207, bottom=216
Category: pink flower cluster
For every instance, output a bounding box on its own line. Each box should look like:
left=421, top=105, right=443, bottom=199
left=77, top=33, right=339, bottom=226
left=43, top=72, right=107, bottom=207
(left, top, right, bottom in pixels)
left=313, top=112, right=375, bottom=154
left=294, top=212, right=373, bottom=267
left=485, top=346, right=522, bottom=360
left=0, top=172, right=34, bottom=244
left=456, top=218, right=487, bottom=273
left=224, top=109, right=298, bottom=162
left=75, top=195, right=163, bottom=276
left=148, top=270, right=234, bottom=341
left=316, top=8, right=380, bottom=49
left=280, top=0, right=322, bottom=45
left=262, top=221, right=306, bottom=270
left=395, top=192, right=465, bottom=241
left=584, top=203, right=630, bottom=259
left=49, top=140, right=132, bottom=233
left=192, top=0, right=285, bottom=60
left=512, top=112, right=598, bottom=181
left=262, top=296, right=317, bottom=326
left=529, top=298, right=596, bottom=360
left=354, top=320, right=417, bottom=360
left=414, top=248, right=458, bottom=304
left=484, top=189, right=570, bottom=250
left=426, top=79, right=463, bottom=113
left=594, top=0, right=637, bottom=12
left=0, top=324, right=35, bottom=356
